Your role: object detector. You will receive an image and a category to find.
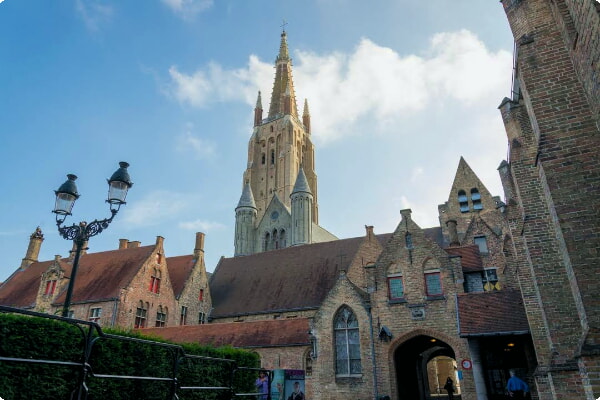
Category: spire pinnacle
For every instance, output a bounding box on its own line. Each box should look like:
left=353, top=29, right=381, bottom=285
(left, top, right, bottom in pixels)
left=277, top=30, right=290, bottom=62
left=303, top=99, right=310, bottom=116
left=255, top=91, right=262, bottom=109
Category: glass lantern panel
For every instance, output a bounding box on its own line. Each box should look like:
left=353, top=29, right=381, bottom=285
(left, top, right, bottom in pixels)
left=108, top=181, right=129, bottom=204
left=54, top=192, right=76, bottom=215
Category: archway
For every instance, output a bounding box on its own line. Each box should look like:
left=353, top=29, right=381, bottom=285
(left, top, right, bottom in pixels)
left=394, top=335, right=458, bottom=400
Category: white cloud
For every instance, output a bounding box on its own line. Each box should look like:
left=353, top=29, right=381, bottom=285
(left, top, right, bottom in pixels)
left=178, top=219, right=225, bottom=231
left=75, top=0, right=113, bottom=32
left=176, top=123, right=216, bottom=159
left=161, top=0, right=213, bottom=19
left=167, top=30, right=511, bottom=144
left=168, top=55, right=272, bottom=107
left=122, top=191, right=188, bottom=227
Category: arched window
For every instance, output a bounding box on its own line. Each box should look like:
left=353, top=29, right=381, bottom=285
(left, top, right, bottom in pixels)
left=261, top=153, right=266, bottom=165
left=263, top=232, right=270, bottom=251
left=271, top=149, right=275, bottom=165
left=273, top=229, right=279, bottom=249
left=471, top=188, right=482, bottom=210
left=149, top=268, right=161, bottom=294
left=280, top=229, right=286, bottom=248
left=458, top=190, right=469, bottom=212
left=334, top=306, right=361, bottom=376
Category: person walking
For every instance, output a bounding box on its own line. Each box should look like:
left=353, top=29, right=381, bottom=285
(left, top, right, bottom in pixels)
left=506, top=369, right=529, bottom=399
left=255, top=371, right=269, bottom=400
left=443, top=377, right=455, bottom=400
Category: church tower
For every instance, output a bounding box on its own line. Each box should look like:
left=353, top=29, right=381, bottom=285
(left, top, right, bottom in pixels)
left=242, top=29, right=318, bottom=224
left=234, top=29, right=336, bottom=256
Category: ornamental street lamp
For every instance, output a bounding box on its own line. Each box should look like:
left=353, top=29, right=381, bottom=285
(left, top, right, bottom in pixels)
left=53, top=161, right=133, bottom=317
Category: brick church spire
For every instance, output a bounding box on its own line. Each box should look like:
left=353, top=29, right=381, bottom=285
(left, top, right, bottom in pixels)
left=267, top=30, right=299, bottom=119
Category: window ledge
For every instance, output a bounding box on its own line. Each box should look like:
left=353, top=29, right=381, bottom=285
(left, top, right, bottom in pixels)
left=388, top=299, right=407, bottom=305
left=426, top=295, right=446, bottom=301
left=335, top=375, right=363, bottom=383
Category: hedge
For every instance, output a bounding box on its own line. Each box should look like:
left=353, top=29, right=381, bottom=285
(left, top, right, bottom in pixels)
left=0, top=312, right=259, bottom=400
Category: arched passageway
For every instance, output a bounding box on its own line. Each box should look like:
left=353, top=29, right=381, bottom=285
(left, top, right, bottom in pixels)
left=394, top=335, right=459, bottom=400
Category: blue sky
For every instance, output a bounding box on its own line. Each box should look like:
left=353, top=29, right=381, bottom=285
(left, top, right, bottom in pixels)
left=0, top=0, right=515, bottom=281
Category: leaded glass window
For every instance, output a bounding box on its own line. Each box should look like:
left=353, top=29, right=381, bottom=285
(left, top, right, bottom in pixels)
left=334, top=307, right=361, bottom=376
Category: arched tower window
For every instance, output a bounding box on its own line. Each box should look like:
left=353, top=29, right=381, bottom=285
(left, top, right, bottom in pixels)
left=271, top=149, right=275, bottom=165
left=261, top=153, right=266, bottom=165
left=458, top=190, right=469, bottom=213
left=471, top=188, right=482, bottom=210
left=280, top=229, right=286, bottom=248
left=334, top=306, right=361, bottom=376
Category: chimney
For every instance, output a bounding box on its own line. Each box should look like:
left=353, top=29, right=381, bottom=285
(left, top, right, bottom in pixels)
left=119, top=239, right=128, bottom=249
left=20, top=227, right=44, bottom=269
left=365, top=225, right=375, bottom=241
left=446, top=220, right=460, bottom=246
left=128, top=241, right=141, bottom=248
left=194, top=232, right=205, bottom=257
left=400, top=209, right=412, bottom=222
left=54, top=255, right=62, bottom=262
left=69, top=240, right=88, bottom=260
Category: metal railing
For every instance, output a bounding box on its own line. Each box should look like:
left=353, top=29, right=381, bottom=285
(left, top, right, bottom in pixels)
left=0, top=305, right=271, bottom=400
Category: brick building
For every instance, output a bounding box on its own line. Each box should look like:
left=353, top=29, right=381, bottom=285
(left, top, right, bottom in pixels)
left=0, top=232, right=212, bottom=330
left=3, top=2, right=599, bottom=397
left=497, top=0, right=600, bottom=398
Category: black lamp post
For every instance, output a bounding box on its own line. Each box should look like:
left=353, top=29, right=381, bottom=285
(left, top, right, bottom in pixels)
left=53, top=161, right=133, bottom=317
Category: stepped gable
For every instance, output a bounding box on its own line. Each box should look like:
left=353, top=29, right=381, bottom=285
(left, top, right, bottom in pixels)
left=445, top=244, right=483, bottom=272
left=166, top=254, right=195, bottom=298
left=52, top=245, right=155, bottom=305
left=457, top=290, right=529, bottom=336
left=211, top=234, right=390, bottom=318
left=142, top=318, right=311, bottom=348
left=0, top=259, right=63, bottom=308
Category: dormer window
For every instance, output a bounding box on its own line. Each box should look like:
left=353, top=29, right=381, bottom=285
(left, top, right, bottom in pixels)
left=471, top=188, right=482, bottom=210
left=149, top=268, right=161, bottom=294
left=458, top=190, right=469, bottom=212
left=44, top=279, right=57, bottom=296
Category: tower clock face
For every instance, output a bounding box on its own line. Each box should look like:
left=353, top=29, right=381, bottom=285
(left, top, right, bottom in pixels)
left=271, top=211, right=279, bottom=220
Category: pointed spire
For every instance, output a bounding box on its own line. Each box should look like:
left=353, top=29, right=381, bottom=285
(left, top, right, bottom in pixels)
left=302, top=98, right=311, bottom=134
left=236, top=182, right=257, bottom=209
left=277, top=30, right=290, bottom=62
left=254, top=91, right=263, bottom=127
left=292, top=167, right=312, bottom=195
left=256, top=91, right=262, bottom=109
left=268, top=30, right=298, bottom=119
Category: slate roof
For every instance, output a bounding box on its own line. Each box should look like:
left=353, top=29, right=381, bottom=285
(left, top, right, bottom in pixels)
left=457, top=290, right=529, bottom=337
left=445, top=245, right=484, bottom=272
left=210, top=234, right=391, bottom=318
left=141, top=318, right=311, bottom=348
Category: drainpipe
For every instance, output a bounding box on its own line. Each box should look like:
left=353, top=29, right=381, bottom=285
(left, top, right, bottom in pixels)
left=367, top=305, right=379, bottom=400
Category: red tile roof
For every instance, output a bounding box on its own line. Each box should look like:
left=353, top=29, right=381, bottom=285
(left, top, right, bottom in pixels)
left=445, top=245, right=483, bottom=272
left=166, top=254, right=196, bottom=298
left=0, top=245, right=155, bottom=307
left=141, top=318, right=311, bottom=348
left=52, top=246, right=155, bottom=304
left=210, top=235, right=387, bottom=318
left=457, top=290, right=529, bottom=336
left=0, top=260, right=64, bottom=308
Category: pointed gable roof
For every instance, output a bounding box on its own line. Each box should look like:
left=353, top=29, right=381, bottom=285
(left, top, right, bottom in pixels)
left=448, top=157, right=494, bottom=205
left=210, top=234, right=389, bottom=318
left=0, top=259, right=67, bottom=308
left=236, top=182, right=257, bottom=209
left=141, top=318, right=311, bottom=348
left=292, top=168, right=312, bottom=195
left=268, top=30, right=298, bottom=119
left=166, top=254, right=196, bottom=298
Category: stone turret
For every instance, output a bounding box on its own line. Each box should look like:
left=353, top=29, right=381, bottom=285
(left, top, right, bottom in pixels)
left=290, top=168, right=313, bottom=246
left=234, top=183, right=257, bottom=256
left=20, top=227, right=44, bottom=269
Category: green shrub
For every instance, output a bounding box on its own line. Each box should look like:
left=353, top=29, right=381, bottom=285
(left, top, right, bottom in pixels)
left=0, top=313, right=259, bottom=400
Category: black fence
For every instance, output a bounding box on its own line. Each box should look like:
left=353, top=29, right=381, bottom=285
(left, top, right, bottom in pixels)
left=0, top=305, right=271, bottom=400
